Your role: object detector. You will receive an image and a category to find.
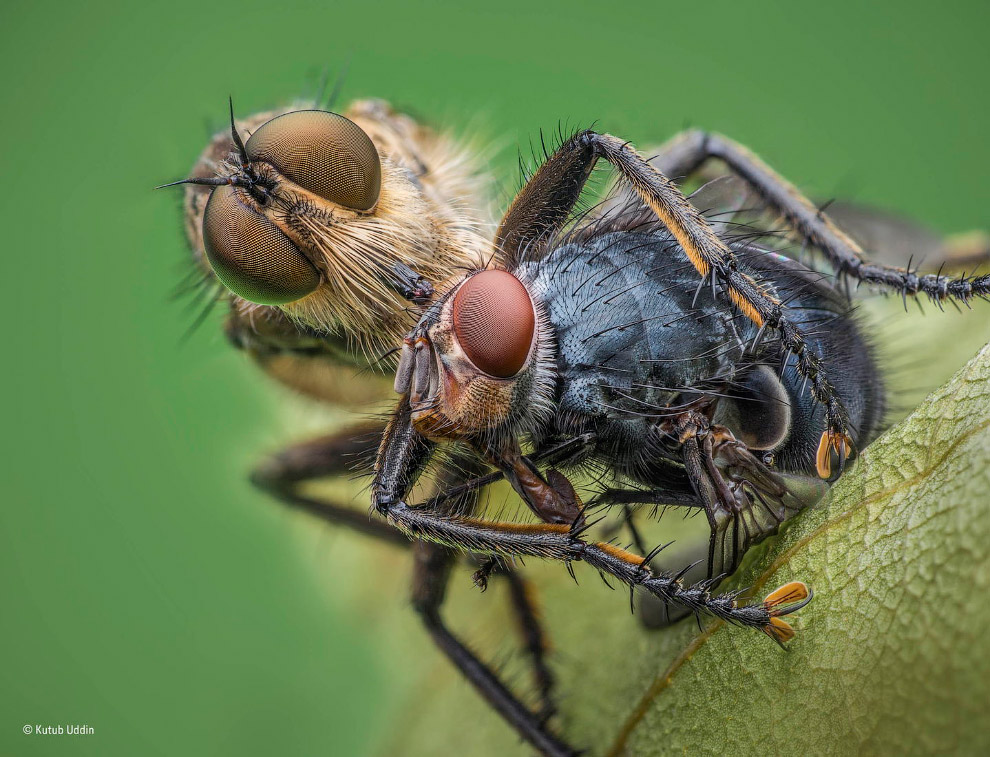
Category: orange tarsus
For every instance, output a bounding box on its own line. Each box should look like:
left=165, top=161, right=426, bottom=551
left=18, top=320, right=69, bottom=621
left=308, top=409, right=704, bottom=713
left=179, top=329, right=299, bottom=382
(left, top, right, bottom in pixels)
left=764, top=581, right=810, bottom=610
left=763, top=616, right=796, bottom=644
left=816, top=430, right=854, bottom=479
left=761, top=580, right=813, bottom=645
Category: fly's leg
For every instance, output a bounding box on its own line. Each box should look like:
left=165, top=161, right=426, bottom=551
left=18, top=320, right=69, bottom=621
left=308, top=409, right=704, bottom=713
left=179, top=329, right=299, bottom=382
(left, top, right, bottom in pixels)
left=257, top=421, right=567, bottom=731
left=410, top=541, right=579, bottom=757
left=591, top=488, right=708, bottom=629
left=595, top=417, right=827, bottom=582
left=422, top=433, right=597, bottom=514
left=374, top=402, right=812, bottom=643
left=428, top=452, right=564, bottom=730
left=375, top=492, right=810, bottom=644
left=250, top=422, right=409, bottom=546
left=671, top=410, right=825, bottom=582
left=504, top=569, right=556, bottom=723
left=475, top=558, right=558, bottom=723
left=589, top=426, right=826, bottom=628
left=648, top=130, right=990, bottom=302
left=496, top=130, right=853, bottom=477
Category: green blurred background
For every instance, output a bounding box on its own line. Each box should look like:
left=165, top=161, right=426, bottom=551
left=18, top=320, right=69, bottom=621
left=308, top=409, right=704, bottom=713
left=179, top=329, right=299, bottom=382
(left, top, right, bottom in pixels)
left=3, top=1, right=989, bottom=755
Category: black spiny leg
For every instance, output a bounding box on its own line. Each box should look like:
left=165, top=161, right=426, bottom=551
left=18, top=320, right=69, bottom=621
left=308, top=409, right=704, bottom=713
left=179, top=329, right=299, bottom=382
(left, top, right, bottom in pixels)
left=589, top=421, right=826, bottom=628
left=496, top=130, right=854, bottom=476
left=647, top=130, right=990, bottom=304
left=374, top=404, right=812, bottom=644
left=411, top=541, right=578, bottom=757
left=250, top=422, right=409, bottom=546
left=672, top=411, right=824, bottom=582
left=477, top=559, right=558, bottom=724
left=254, top=422, right=566, bottom=735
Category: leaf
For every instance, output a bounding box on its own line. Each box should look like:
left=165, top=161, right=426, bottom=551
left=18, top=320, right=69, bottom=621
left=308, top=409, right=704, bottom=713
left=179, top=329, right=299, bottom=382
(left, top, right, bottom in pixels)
left=354, top=334, right=990, bottom=756
left=607, top=338, right=990, bottom=756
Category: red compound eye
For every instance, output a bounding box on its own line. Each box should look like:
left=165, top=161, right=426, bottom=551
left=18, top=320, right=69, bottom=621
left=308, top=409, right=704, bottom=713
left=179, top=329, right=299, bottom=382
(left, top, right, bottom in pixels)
left=451, top=270, right=536, bottom=378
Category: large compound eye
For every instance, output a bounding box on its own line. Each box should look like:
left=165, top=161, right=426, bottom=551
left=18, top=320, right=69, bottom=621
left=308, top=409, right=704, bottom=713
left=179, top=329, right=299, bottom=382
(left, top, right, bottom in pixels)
left=451, top=270, right=536, bottom=378
left=203, top=184, right=321, bottom=305
left=245, top=110, right=381, bottom=210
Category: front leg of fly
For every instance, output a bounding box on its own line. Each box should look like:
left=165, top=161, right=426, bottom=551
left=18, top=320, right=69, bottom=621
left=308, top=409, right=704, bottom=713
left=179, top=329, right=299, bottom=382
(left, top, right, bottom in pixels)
left=674, top=410, right=829, bottom=582
left=372, top=396, right=436, bottom=521
left=473, top=436, right=584, bottom=526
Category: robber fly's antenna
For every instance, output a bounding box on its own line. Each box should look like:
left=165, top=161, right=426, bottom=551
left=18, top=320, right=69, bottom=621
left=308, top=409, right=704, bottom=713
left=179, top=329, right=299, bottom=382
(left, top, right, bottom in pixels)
left=154, top=176, right=232, bottom=190
left=155, top=98, right=255, bottom=192
left=228, top=96, right=249, bottom=165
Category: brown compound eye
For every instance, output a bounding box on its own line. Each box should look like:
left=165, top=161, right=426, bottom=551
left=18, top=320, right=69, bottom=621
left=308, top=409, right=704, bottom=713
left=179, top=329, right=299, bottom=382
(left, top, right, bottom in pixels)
left=245, top=110, right=381, bottom=210
left=451, top=270, right=536, bottom=378
left=202, top=184, right=321, bottom=305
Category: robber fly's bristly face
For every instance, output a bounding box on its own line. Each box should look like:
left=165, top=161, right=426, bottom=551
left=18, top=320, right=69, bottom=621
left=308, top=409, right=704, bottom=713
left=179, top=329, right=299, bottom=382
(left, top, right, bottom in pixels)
left=174, top=99, right=490, bottom=353
left=394, top=268, right=556, bottom=440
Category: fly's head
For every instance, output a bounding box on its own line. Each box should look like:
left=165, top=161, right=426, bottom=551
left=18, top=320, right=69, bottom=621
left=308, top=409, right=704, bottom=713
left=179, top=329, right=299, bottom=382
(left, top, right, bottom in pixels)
left=167, top=99, right=489, bottom=353
left=394, top=269, right=556, bottom=441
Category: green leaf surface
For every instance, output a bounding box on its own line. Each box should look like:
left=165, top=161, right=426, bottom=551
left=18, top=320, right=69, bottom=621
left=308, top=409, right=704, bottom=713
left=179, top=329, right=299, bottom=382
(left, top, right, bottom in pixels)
left=609, top=339, right=990, bottom=756
left=344, top=330, right=990, bottom=756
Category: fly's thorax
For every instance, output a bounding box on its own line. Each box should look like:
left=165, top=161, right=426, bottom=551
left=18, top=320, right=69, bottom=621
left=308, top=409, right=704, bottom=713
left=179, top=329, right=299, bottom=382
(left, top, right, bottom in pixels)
left=519, top=235, right=735, bottom=420
left=395, top=269, right=557, bottom=440
left=180, top=98, right=491, bottom=358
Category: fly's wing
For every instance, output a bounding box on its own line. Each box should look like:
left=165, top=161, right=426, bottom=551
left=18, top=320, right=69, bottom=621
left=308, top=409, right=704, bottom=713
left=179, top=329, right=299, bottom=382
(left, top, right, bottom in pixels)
left=691, top=179, right=990, bottom=273
left=590, top=148, right=988, bottom=273
left=688, top=175, right=768, bottom=240
left=826, top=201, right=941, bottom=263
left=826, top=201, right=990, bottom=272
left=585, top=171, right=777, bottom=243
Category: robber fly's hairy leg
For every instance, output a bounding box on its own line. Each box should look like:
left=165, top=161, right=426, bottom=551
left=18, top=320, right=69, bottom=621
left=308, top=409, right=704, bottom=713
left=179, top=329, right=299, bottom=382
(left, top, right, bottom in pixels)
left=588, top=427, right=825, bottom=628
left=251, top=422, right=410, bottom=546
left=591, top=487, right=708, bottom=629
left=469, top=556, right=558, bottom=724
left=395, top=438, right=577, bottom=756
left=431, top=453, right=563, bottom=730
left=503, top=568, right=556, bottom=723
left=651, top=130, right=990, bottom=300
left=497, top=130, right=853, bottom=476
left=374, top=400, right=811, bottom=647
left=255, top=423, right=565, bottom=730
left=424, top=436, right=598, bottom=723
left=410, top=542, right=577, bottom=757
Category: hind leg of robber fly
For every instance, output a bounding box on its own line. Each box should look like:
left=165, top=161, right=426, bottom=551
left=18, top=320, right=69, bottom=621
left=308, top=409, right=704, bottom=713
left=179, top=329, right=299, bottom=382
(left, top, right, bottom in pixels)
left=470, top=555, right=558, bottom=722
left=427, top=454, right=563, bottom=727
left=646, top=130, right=990, bottom=302
left=411, top=540, right=579, bottom=757
left=590, top=487, right=708, bottom=628
left=496, top=130, right=854, bottom=476
left=589, top=469, right=778, bottom=627
left=253, top=424, right=562, bottom=719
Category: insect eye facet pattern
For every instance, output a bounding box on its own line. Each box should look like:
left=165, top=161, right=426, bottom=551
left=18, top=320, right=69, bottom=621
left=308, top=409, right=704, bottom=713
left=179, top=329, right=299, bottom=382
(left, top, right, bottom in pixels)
left=164, top=90, right=989, bottom=757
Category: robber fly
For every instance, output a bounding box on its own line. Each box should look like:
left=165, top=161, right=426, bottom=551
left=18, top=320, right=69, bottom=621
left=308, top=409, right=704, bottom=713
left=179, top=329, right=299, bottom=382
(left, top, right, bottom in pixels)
left=164, top=90, right=989, bottom=756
